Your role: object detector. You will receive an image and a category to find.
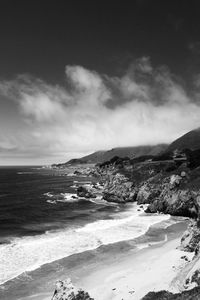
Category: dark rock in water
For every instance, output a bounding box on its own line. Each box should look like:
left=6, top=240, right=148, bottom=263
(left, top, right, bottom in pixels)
left=77, top=186, right=96, bottom=198
left=52, top=279, right=94, bottom=300
left=141, top=286, right=200, bottom=299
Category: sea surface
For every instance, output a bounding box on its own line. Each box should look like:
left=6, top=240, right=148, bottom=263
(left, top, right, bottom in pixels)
left=0, top=166, right=171, bottom=294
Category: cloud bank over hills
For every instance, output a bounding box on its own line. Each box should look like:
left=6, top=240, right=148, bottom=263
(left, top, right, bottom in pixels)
left=1, top=57, right=200, bottom=164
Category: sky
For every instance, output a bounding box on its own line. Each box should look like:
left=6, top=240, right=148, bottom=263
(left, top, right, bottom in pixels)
left=1, top=0, right=200, bottom=165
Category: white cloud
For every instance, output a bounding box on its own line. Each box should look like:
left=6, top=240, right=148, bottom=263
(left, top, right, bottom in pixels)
left=0, top=58, right=200, bottom=164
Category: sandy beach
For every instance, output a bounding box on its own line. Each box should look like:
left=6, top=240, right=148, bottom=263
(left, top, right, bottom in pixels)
left=0, top=217, right=190, bottom=300
left=79, top=234, right=193, bottom=300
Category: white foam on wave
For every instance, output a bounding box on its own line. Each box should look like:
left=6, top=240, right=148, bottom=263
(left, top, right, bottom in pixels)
left=44, top=192, right=54, bottom=198
left=44, top=192, right=80, bottom=204
left=76, top=207, right=170, bottom=245
left=0, top=204, right=170, bottom=285
left=89, top=196, right=117, bottom=206
left=58, top=193, right=79, bottom=203
left=44, top=191, right=109, bottom=205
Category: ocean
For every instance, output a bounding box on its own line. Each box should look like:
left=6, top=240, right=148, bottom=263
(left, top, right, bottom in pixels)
left=0, top=166, right=175, bottom=299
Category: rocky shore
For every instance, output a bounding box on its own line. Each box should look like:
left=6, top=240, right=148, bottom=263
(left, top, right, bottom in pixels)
left=51, top=154, right=200, bottom=299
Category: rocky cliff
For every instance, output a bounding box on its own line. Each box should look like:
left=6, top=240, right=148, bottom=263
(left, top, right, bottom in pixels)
left=102, top=173, right=137, bottom=203
left=96, top=157, right=200, bottom=219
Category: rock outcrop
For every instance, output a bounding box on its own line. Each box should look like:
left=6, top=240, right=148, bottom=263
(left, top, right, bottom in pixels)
left=77, top=186, right=96, bottom=198
left=102, top=173, right=137, bottom=203
left=145, top=189, right=199, bottom=218
left=136, top=182, right=161, bottom=204
left=134, top=174, right=200, bottom=218
left=52, top=279, right=93, bottom=300
left=141, top=286, right=200, bottom=299
left=92, top=156, right=200, bottom=219
left=180, top=221, right=200, bottom=253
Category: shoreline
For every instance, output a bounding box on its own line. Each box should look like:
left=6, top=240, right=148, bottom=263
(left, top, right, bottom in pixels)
left=78, top=227, right=192, bottom=300
left=0, top=217, right=189, bottom=300
left=0, top=202, right=169, bottom=286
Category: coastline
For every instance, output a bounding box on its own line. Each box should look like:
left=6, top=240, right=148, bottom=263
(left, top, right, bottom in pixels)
left=79, top=224, right=191, bottom=300
left=0, top=217, right=189, bottom=300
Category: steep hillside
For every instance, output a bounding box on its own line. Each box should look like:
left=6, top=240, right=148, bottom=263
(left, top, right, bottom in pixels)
left=64, top=144, right=168, bottom=165
left=167, top=128, right=200, bottom=152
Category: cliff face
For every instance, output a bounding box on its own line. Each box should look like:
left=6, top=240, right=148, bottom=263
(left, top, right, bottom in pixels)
left=144, top=182, right=199, bottom=218
left=103, top=173, right=137, bottom=203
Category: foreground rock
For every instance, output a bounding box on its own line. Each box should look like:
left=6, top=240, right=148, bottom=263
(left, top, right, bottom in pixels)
left=52, top=279, right=94, bottom=300
left=142, top=286, right=200, bottom=299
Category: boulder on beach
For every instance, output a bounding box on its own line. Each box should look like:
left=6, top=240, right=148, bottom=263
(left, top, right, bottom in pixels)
left=52, top=279, right=94, bottom=300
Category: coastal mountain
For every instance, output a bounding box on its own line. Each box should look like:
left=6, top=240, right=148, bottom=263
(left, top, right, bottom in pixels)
left=167, top=128, right=200, bottom=152
left=52, top=127, right=200, bottom=167
left=64, top=144, right=168, bottom=165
